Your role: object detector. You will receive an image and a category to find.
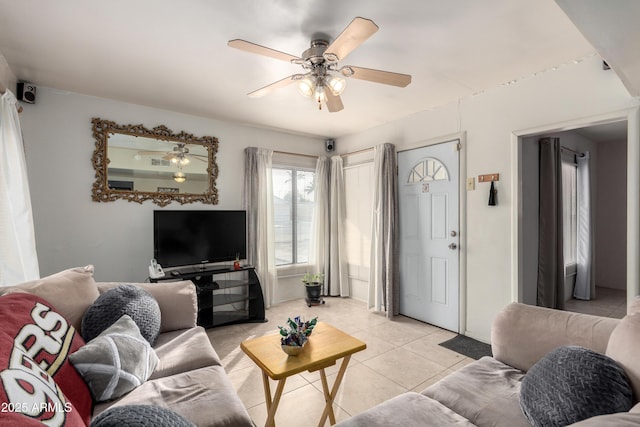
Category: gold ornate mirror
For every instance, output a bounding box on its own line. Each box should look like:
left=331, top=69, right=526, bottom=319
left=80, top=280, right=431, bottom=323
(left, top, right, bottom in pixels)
left=91, top=118, right=218, bottom=206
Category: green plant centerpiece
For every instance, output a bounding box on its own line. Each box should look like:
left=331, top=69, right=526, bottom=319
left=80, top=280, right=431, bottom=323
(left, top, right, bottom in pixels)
left=278, top=316, right=318, bottom=355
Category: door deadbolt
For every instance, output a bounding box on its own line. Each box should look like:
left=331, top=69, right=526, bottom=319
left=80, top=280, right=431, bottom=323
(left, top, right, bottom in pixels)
left=450, top=230, right=457, bottom=237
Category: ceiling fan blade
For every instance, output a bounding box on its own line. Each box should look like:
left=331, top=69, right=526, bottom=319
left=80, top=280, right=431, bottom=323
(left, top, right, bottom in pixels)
left=343, top=66, right=412, bottom=87
left=324, top=17, right=379, bottom=62
left=228, top=39, right=300, bottom=63
left=325, top=91, right=344, bottom=113
left=247, top=74, right=302, bottom=98
left=162, top=154, right=176, bottom=160
left=137, top=150, right=168, bottom=156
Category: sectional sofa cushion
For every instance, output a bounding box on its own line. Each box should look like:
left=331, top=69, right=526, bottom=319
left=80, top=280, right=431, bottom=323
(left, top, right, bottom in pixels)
left=569, top=412, right=640, bottom=426
left=91, top=404, right=195, bottom=427
left=491, top=303, right=619, bottom=373
left=0, top=265, right=99, bottom=334
left=82, top=284, right=161, bottom=345
left=0, top=293, right=93, bottom=425
left=606, top=312, right=640, bottom=399
left=150, top=327, right=222, bottom=380
left=335, top=392, right=475, bottom=427
left=520, top=345, right=633, bottom=427
left=423, top=356, right=530, bottom=427
left=97, top=280, right=197, bottom=333
left=93, top=365, right=255, bottom=426
left=70, top=315, right=159, bottom=402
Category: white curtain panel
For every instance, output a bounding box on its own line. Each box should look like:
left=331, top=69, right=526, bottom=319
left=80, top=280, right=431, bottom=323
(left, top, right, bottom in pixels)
left=0, top=90, right=39, bottom=286
left=368, top=143, right=399, bottom=318
left=329, top=155, right=349, bottom=297
left=310, top=156, right=330, bottom=290
left=243, top=147, right=277, bottom=308
left=574, top=151, right=593, bottom=300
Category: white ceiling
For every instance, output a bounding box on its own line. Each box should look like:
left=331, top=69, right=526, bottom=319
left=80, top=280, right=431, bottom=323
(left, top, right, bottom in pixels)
left=0, top=0, right=626, bottom=139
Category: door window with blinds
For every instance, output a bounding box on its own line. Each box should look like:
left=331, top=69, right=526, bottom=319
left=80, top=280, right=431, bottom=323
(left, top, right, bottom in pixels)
left=562, top=158, right=577, bottom=266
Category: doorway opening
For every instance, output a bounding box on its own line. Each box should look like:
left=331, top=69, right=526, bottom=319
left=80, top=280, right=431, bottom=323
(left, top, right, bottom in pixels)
left=515, top=116, right=632, bottom=319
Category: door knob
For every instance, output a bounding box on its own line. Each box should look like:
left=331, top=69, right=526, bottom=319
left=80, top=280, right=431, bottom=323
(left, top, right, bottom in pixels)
left=448, top=243, right=458, bottom=250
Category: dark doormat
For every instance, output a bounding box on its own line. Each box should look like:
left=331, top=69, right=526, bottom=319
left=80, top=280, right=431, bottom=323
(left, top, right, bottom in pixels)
left=439, top=335, right=492, bottom=360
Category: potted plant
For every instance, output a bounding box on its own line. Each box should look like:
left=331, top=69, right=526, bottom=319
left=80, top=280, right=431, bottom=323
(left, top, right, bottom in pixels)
left=302, top=272, right=324, bottom=306
left=278, top=316, right=318, bottom=355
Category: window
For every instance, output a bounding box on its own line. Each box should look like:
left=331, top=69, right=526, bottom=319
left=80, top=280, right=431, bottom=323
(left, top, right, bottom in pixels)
left=562, top=160, right=577, bottom=265
left=408, top=158, right=449, bottom=183
left=272, top=167, right=315, bottom=266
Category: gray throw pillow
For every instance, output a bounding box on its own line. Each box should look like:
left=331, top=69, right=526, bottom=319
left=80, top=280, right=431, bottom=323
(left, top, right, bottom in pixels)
left=520, top=345, right=633, bottom=427
left=90, top=404, right=195, bottom=427
left=82, top=284, right=161, bottom=345
left=70, top=315, right=159, bottom=402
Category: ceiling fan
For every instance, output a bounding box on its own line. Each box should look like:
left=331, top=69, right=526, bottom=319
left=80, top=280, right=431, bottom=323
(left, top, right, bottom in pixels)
left=137, top=142, right=207, bottom=167
left=228, top=17, right=412, bottom=112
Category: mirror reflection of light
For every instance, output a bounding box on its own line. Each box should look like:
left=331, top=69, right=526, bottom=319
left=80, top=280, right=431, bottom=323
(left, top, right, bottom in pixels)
left=171, top=156, right=190, bottom=166
left=173, top=171, right=186, bottom=183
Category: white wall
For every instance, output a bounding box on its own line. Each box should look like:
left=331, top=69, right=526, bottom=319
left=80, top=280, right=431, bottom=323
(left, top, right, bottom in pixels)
left=338, top=56, right=639, bottom=342
left=0, top=53, right=17, bottom=92
left=595, top=138, right=627, bottom=290
left=20, top=87, right=325, bottom=283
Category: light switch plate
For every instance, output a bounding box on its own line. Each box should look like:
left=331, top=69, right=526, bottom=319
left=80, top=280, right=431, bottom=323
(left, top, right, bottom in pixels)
left=467, top=177, right=475, bottom=191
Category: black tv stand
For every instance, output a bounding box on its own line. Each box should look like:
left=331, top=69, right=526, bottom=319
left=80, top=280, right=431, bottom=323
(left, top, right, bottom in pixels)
left=150, top=266, right=267, bottom=328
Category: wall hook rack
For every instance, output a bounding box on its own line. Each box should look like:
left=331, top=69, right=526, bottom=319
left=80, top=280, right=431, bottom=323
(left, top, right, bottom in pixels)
left=478, top=173, right=499, bottom=182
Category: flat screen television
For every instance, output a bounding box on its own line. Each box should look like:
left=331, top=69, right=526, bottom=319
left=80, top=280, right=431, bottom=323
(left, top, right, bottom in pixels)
left=153, top=210, right=247, bottom=268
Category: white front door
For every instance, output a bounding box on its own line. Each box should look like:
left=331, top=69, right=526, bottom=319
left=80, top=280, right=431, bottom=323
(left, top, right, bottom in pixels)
left=398, top=140, right=460, bottom=332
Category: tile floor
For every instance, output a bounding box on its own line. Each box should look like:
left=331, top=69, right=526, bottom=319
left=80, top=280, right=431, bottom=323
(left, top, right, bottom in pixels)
left=207, top=297, right=474, bottom=427
left=564, top=286, right=627, bottom=318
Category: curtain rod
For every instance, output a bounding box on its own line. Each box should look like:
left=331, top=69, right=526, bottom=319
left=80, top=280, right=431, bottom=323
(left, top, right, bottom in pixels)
left=0, top=83, right=23, bottom=113
left=273, top=150, right=319, bottom=159
left=340, top=147, right=373, bottom=157
left=561, top=146, right=584, bottom=156
left=275, top=147, right=374, bottom=159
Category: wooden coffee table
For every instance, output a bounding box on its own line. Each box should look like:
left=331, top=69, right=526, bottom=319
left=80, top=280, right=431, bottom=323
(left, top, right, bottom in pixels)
left=240, top=322, right=366, bottom=427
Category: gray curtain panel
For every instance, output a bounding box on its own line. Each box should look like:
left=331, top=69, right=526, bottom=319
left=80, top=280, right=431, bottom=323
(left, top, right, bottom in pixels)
left=243, top=147, right=260, bottom=267
left=537, top=137, right=565, bottom=309
left=242, top=147, right=275, bottom=308
left=329, top=155, right=349, bottom=297
left=370, top=143, right=400, bottom=318
left=312, top=156, right=331, bottom=294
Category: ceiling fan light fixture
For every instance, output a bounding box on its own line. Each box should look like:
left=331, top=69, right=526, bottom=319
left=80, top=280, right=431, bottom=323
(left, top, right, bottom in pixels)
left=326, top=74, right=346, bottom=96
left=314, top=82, right=327, bottom=109
left=173, top=171, right=186, bottom=183
left=297, top=76, right=315, bottom=98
